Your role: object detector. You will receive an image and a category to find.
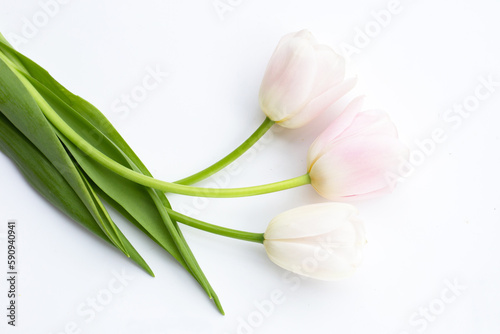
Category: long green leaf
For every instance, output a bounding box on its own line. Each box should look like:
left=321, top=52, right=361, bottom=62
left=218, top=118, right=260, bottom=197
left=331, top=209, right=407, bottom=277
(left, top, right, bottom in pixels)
left=0, top=112, right=153, bottom=275
left=35, top=73, right=223, bottom=312
left=0, top=55, right=132, bottom=254
left=0, top=38, right=223, bottom=312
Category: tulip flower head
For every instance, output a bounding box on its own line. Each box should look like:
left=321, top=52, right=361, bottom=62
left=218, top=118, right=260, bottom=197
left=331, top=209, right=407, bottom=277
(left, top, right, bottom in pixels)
left=259, top=29, right=356, bottom=129
left=307, top=97, right=408, bottom=201
left=263, top=203, right=366, bottom=280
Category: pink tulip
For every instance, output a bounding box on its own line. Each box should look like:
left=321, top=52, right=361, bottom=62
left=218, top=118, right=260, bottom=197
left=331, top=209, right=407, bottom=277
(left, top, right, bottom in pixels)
left=307, top=97, right=408, bottom=201
left=259, top=30, right=356, bottom=129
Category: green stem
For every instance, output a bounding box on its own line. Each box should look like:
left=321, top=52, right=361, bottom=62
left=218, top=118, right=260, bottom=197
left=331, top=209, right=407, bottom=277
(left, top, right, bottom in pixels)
left=175, top=117, right=275, bottom=185
left=13, top=68, right=311, bottom=198
left=2, top=54, right=226, bottom=312
left=168, top=209, right=264, bottom=244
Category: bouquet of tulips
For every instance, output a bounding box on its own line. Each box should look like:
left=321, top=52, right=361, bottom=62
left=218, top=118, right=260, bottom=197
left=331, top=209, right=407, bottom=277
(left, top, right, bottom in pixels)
left=0, top=30, right=408, bottom=314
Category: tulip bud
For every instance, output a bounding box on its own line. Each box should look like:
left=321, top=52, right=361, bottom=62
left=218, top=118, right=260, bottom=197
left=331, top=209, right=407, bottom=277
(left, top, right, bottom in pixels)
left=263, top=203, right=366, bottom=280
left=259, top=30, right=356, bottom=129
left=307, top=96, right=409, bottom=201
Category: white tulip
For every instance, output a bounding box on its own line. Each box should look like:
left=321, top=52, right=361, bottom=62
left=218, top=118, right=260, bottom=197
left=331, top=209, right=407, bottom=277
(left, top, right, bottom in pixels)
left=263, top=203, right=366, bottom=280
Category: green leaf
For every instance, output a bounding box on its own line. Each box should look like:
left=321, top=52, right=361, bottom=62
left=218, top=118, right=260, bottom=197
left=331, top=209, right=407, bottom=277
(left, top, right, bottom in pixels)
left=0, top=112, right=153, bottom=275
left=0, top=54, right=133, bottom=254
left=0, top=38, right=223, bottom=313
left=33, top=72, right=223, bottom=313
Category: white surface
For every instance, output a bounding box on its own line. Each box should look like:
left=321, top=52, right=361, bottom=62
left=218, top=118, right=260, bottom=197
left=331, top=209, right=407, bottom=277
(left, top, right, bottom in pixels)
left=1, top=0, right=499, bottom=333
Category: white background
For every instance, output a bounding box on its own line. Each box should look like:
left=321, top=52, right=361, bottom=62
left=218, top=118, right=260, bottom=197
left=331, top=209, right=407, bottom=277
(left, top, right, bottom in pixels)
left=1, top=0, right=500, bottom=333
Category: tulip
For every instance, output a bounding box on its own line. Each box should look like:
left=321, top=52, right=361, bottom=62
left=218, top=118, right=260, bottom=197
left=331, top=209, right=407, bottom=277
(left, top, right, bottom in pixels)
left=263, top=203, right=366, bottom=280
left=259, top=29, right=356, bottom=129
left=307, top=96, right=408, bottom=201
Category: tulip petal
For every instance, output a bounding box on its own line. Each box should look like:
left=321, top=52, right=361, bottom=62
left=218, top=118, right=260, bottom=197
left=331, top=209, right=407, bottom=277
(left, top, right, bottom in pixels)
left=307, top=95, right=365, bottom=168
left=264, top=203, right=359, bottom=240
left=311, top=44, right=346, bottom=92
left=263, top=203, right=366, bottom=281
left=264, top=239, right=363, bottom=281
left=310, top=134, right=409, bottom=200
left=280, top=77, right=357, bottom=129
left=259, top=30, right=353, bottom=128
left=336, top=110, right=398, bottom=141
left=259, top=35, right=318, bottom=122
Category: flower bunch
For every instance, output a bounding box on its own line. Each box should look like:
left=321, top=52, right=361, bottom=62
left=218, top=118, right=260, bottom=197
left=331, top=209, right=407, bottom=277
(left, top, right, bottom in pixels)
left=0, top=30, right=407, bottom=313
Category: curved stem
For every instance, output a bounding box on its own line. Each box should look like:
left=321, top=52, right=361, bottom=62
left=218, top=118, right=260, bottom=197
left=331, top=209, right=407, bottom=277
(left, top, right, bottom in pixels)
left=8, top=64, right=226, bottom=312
left=168, top=208, right=264, bottom=244
left=16, top=71, right=311, bottom=198
left=175, top=117, right=275, bottom=185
